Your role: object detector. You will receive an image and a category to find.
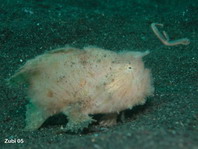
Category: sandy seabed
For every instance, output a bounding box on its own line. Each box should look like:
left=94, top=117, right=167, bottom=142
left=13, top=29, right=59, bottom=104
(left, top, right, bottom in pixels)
left=0, top=0, right=197, bottom=149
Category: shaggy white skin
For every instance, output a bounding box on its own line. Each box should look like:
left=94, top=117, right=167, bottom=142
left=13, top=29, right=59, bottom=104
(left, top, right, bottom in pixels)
left=8, top=46, right=154, bottom=132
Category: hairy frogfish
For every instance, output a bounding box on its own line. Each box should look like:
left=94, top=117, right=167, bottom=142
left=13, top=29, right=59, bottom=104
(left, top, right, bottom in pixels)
left=8, top=46, right=154, bottom=132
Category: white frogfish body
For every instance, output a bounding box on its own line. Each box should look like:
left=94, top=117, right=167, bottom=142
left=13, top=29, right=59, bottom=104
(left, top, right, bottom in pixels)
left=8, top=46, right=154, bottom=132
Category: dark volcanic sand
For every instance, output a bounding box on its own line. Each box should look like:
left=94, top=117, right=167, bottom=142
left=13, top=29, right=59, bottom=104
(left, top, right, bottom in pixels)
left=0, top=0, right=197, bottom=149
